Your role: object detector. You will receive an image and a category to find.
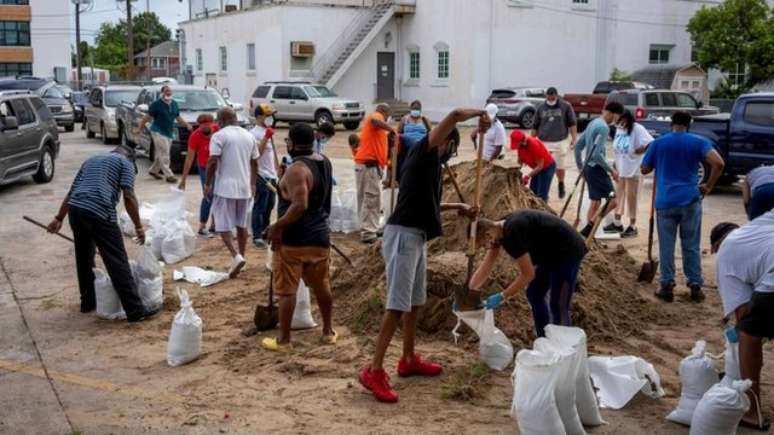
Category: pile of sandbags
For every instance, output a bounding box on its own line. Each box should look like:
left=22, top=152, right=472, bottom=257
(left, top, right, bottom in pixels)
left=118, top=203, right=155, bottom=237
left=130, top=245, right=164, bottom=311
left=94, top=268, right=126, bottom=320
left=453, top=309, right=514, bottom=371
left=667, top=341, right=720, bottom=425
left=330, top=188, right=359, bottom=233
left=148, top=188, right=195, bottom=264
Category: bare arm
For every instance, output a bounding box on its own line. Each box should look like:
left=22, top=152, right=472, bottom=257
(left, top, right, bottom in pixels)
left=502, top=253, right=536, bottom=299
left=371, top=117, right=394, bottom=133
left=701, top=148, right=725, bottom=194
left=177, top=115, right=192, bottom=131
left=429, top=108, right=487, bottom=149
left=250, top=158, right=258, bottom=196
left=527, top=157, right=545, bottom=178
left=641, top=164, right=653, bottom=175
left=205, top=155, right=219, bottom=192
left=398, top=117, right=406, bottom=135
left=137, top=114, right=151, bottom=131
left=469, top=246, right=501, bottom=290
left=47, top=192, right=71, bottom=234
left=179, top=147, right=197, bottom=187
left=569, top=125, right=578, bottom=146
left=122, top=188, right=145, bottom=244
left=743, top=178, right=751, bottom=210
left=273, top=165, right=310, bottom=229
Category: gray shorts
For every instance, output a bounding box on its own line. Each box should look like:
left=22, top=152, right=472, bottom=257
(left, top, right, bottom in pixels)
left=212, top=195, right=251, bottom=232
left=382, top=224, right=427, bottom=312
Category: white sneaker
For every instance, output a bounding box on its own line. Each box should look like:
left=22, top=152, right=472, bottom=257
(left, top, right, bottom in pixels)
left=229, top=254, right=246, bottom=278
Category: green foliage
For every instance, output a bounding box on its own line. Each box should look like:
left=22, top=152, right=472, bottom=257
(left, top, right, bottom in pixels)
left=609, top=68, right=633, bottom=82
left=440, top=362, right=492, bottom=401
left=351, top=287, right=384, bottom=333
left=687, top=0, right=774, bottom=90
left=91, top=12, right=172, bottom=76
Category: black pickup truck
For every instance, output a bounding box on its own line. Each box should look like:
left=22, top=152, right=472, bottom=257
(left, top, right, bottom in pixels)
left=640, top=93, right=774, bottom=184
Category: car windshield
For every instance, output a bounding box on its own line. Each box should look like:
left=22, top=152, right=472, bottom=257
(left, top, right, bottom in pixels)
left=105, top=90, right=140, bottom=107
left=43, top=86, right=66, bottom=99
left=173, top=90, right=227, bottom=111
left=72, top=92, right=88, bottom=104
left=304, top=86, right=336, bottom=98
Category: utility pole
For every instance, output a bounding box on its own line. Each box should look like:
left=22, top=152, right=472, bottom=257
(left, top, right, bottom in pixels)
left=126, top=0, right=134, bottom=81
left=75, top=1, right=82, bottom=90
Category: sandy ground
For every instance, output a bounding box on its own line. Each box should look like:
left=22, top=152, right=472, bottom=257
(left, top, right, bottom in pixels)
left=0, top=125, right=770, bottom=435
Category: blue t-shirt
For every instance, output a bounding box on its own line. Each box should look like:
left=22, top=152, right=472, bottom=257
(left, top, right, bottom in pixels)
left=68, top=153, right=136, bottom=222
left=574, top=117, right=611, bottom=173
left=642, top=132, right=712, bottom=209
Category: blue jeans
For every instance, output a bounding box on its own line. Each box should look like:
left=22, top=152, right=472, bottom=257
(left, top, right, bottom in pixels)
left=526, top=259, right=582, bottom=337
left=197, top=166, right=212, bottom=225
left=251, top=176, right=276, bottom=240
left=529, top=162, right=557, bottom=201
left=656, top=199, right=703, bottom=287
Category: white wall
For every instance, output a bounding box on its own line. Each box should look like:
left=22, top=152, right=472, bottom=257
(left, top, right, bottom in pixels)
left=30, top=0, right=71, bottom=78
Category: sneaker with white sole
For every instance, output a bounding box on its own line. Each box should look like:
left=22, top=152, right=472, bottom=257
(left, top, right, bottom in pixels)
left=253, top=238, right=268, bottom=249
left=229, top=254, right=246, bottom=278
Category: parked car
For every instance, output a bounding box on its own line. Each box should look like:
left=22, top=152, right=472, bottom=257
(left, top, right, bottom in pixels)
left=640, top=93, right=774, bottom=185
left=486, top=87, right=545, bottom=129
left=249, top=81, right=364, bottom=130
left=591, top=81, right=654, bottom=95
left=71, top=91, right=88, bottom=123
left=606, top=89, right=720, bottom=121
left=118, top=85, right=248, bottom=172
left=85, top=85, right=141, bottom=144
left=0, top=90, right=60, bottom=185
left=564, top=81, right=655, bottom=129
left=0, top=78, right=75, bottom=132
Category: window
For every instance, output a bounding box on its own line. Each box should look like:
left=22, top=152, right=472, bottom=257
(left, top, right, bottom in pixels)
left=409, top=51, right=420, bottom=80
left=30, top=97, right=51, bottom=122
left=10, top=98, right=34, bottom=125
left=252, top=86, right=270, bottom=98
left=0, top=0, right=30, bottom=4
left=272, top=86, right=292, bottom=99
left=195, top=49, right=203, bottom=72
left=0, top=62, right=32, bottom=76
left=649, top=45, right=672, bottom=64
left=304, top=86, right=336, bottom=98
left=89, top=89, right=102, bottom=106
left=681, top=81, right=690, bottom=88
left=743, top=103, right=774, bottom=127
left=247, top=43, right=256, bottom=71
left=676, top=93, right=697, bottom=108
left=692, top=81, right=700, bottom=88
left=690, top=48, right=698, bottom=63
left=644, top=93, right=660, bottom=107
left=290, top=87, right=308, bottom=100
left=219, top=46, right=227, bottom=72
left=434, top=42, right=449, bottom=81
left=661, top=93, right=677, bottom=107
left=724, top=63, right=748, bottom=89
left=572, top=0, right=589, bottom=3
left=0, top=21, right=31, bottom=47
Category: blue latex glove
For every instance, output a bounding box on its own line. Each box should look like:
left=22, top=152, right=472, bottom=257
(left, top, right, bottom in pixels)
left=484, top=292, right=505, bottom=310
left=725, top=326, right=738, bottom=344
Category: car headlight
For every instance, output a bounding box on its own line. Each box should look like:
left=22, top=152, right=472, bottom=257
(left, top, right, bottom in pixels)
left=332, top=103, right=346, bottom=110
left=62, top=105, right=73, bottom=113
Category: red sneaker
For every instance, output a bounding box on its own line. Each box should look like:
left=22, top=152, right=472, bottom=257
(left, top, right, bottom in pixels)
left=397, top=353, right=443, bottom=377
left=359, top=367, right=398, bottom=403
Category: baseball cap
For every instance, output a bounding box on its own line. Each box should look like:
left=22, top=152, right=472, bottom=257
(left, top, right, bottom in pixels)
left=254, top=103, right=276, bottom=117
left=710, top=222, right=739, bottom=253
left=510, top=129, right=525, bottom=150
left=546, top=87, right=558, bottom=96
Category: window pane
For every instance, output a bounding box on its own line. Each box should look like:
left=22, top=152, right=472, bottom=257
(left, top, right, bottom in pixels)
left=438, top=51, right=449, bottom=79
left=247, top=43, right=256, bottom=70
left=644, top=93, right=660, bottom=107
left=661, top=93, right=677, bottom=106
left=252, top=86, right=270, bottom=98
left=677, top=94, right=696, bottom=108
left=273, top=86, right=292, bottom=99
left=744, top=103, right=774, bottom=127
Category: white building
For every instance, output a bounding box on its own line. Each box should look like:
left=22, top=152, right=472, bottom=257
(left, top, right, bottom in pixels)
left=0, top=0, right=71, bottom=80
left=179, top=0, right=741, bottom=119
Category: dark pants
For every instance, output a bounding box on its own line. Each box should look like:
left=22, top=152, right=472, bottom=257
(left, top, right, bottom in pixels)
left=197, top=165, right=212, bottom=225
left=69, top=206, right=144, bottom=318
left=526, top=259, right=583, bottom=337
left=251, top=176, right=277, bottom=240
left=749, top=183, right=774, bottom=221
left=530, top=162, right=557, bottom=201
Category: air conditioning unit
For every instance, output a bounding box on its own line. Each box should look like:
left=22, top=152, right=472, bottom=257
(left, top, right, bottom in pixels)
left=291, top=42, right=315, bottom=58
left=224, top=4, right=237, bottom=12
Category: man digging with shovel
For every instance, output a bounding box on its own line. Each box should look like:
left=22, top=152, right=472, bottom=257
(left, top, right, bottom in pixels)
left=359, top=108, right=486, bottom=403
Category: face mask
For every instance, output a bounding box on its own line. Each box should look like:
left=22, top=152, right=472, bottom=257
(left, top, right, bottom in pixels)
left=264, top=116, right=274, bottom=127
left=318, top=138, right=329, bottom=147
left=546, top=99, right=557, bottom=107
left=410, top=110, right=421, bottom=118
left=163, top=95, right=172, bottom=103
left=386, top=116, right=393, bottom=123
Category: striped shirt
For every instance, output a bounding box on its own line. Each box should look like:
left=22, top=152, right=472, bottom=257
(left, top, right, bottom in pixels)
left=68, top=154, right=135, bottom=222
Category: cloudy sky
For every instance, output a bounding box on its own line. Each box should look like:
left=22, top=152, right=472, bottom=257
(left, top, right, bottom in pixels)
left=74, top=0, right=189, bottom=44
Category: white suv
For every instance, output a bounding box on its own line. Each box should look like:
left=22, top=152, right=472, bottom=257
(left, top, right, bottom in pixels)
left=249, top=81, right=364, bottom=130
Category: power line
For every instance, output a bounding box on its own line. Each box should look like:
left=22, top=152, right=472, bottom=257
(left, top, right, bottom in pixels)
left=517, top=1, right=691, bottom=28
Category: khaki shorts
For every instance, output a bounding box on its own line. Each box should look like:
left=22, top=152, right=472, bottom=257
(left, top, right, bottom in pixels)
left=543, top=137, right=572, bottom=170
left=272, top=245, right=331, bottom=296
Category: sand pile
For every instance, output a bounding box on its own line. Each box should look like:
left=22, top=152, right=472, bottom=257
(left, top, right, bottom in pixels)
left=333, top=161, right=670, bottom=348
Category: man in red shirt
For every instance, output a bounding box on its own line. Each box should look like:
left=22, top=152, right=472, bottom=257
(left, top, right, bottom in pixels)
left=179, top=114, right=220, bottom=236
left=511, top=130, right=556, bottom=201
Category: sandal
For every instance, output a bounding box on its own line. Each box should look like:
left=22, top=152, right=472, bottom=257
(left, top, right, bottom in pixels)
left=739, top=390, right=772, bottom=431
left=261, top=337, right=292, bottom=353
left=321, top=330, right=338, bottom=345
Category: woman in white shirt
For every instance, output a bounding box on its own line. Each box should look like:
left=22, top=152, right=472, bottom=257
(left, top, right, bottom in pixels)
left=604, top=110, right=654, bottom=238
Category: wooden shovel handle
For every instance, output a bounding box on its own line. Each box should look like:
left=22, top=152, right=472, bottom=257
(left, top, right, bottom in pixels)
left=468, top=129, right=486, bottom=256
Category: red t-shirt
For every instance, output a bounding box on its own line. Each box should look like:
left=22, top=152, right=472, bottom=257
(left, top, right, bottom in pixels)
left=515, top=134, right=554, bottom=169
left=188, top=122, right=220, bottom=168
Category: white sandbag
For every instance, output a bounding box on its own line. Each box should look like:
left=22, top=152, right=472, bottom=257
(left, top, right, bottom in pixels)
left=138, top=202, right=155, bottom=227
left=689, top=379, right=752, bottom=435
left=173, top=266, right=229, bottom=288
left=119, top=211, right=136, bottom=237
left=330, top=188, right=359, bottom=233
left=544, top=325, right=606, bottom=426
left=534, top=338, right=586, bottom=435
left=167, top=288, right=202, bottom=367
left=667, top=340, right=719, bottom=425
left=94, top=268, right=126, bottom=320
left=380, top=187, right=397, bottom=224
left=291, top=280, right=318, bottom=330
left=151, top=187, right=187, bottom=229
left=720, top=327, right=740, bottom=387
left=588, top=355, right=665, bottom=409
left=453, top=309, right=514, bottom=371
left=512, top=349, right=567, bottom=435
left=160, top=219, right=196, bottom=264
left=150, top=227, right=164, bottom=260
left=133, top=246, right=164, bottom=310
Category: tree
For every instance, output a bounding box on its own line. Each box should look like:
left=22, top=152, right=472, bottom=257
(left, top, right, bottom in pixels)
left=609, top=68, right=633, bottom=82
left=687, top=0, right=774, bottom=93
left=91, top=12, right=172, bottom=78
left=132, top=12, right=172, bottom=54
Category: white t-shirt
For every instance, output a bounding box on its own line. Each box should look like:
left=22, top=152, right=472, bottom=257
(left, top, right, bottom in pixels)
left=250, top=125, right=277, bottom=180
left=484, top=119, right=507, bottom=161
left=716, top=210, right=774, bottom=317
left=209, top=125, right=259, bottom=199
left=613, top=123, right=654, bottom=178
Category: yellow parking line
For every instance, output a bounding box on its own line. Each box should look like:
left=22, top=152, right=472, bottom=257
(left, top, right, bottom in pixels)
left=0, top=359, right=185, bottom=404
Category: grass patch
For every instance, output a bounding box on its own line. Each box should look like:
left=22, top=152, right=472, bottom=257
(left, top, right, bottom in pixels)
left=351, top=287, right=384, bottom=334
left=440, top=362, right=492, bottom=401
left=40, top=297, right=62, bottom=311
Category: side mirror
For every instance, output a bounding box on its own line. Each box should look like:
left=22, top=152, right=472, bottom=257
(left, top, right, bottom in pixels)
left=697, top=101, right=704, bottom=109
left=230, top=102, right=244, bottom=112
left=1, top=116, right=18, bottom=131
left=137, top=104, right=149, bottom=113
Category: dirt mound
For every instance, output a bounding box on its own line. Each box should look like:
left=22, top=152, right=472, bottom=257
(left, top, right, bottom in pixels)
left=333, top=161, right=670, bottom=348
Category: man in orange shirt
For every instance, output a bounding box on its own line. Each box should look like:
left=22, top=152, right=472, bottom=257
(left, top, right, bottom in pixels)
left=354, top=103, right=395, bottom=243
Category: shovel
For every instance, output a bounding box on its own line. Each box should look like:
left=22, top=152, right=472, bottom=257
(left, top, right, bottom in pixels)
left=254, top=270, right=279, bottom=331
left=24, top=215, right=74, bottom=243
left=444, top=163, right=467, bottom=203
left=573, top=180, right=586, bottom=229
left=585, top=192, right=615, bottom=247
left=638, top=180, right=659, bottom=283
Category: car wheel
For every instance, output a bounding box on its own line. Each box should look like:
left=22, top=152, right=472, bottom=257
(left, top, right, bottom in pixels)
left=344, top=121, right=360, bottom=131
left=519, top=110, right=536, bottom=129
left=315, top=110, right=333, bottom=127
left=65, top=124, right=74, bottom=132
left=101, top=124, right=111, bottom=145
left=86, top=121, right=95, bottom=139
left=33, top=146, right=55, bottom=183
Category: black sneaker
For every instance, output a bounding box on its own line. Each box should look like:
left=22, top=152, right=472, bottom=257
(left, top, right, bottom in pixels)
left=690, top=284, right=706, bottom=303
left=558, top=181, right=566, bottom=199
left=580, top=223, right=594, bottom=238
left=655, top=283, right=675, bottom=303
left=127, top=307, right=161, bottom=323
left=621, top=226, right=638, bottom=238
left=603, top=222, right=624, bottom=233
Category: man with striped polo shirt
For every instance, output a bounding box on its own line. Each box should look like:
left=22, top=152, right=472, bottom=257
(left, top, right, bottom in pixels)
left=47, top=146, right=157, bottom=322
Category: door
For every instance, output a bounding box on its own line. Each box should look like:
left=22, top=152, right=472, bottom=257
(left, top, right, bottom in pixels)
left=206, top=73, right=218, bottom=89
left=7, top=98, right=38, bottom=176
left=729, top=99, right=774, bottom=171
left=87, top=89, right=101, bottom=132
left=0, top=100, right=20, bottom=179
left=376, top=52, right=395, bottom=101
left=270, top=86, right=294, bottom=121
left=290, top=86, right=311, bottom=120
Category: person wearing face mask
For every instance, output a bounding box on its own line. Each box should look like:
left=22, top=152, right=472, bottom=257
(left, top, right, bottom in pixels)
left=471, top=103, right=506, bottom=161
left=314, top=122, right=336, bottom=155
left=179, top=113, right=220, bottom=237
left=250, top=104, right=278, bottom=249
left=138, top=85, right=192, bottom=183
left=397, top=100, right=432, bottom=180
left=358, top=108, right=486, bottom=403
left=205, top=108, right=259, bottom=279
left=531, top=87, right=578, bottom=199
left=262, top=123, right=336, bottom=352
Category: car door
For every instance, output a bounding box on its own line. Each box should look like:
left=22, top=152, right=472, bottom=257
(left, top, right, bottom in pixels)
left=676, top=93, right=704, bottom=116
left=269, top=86, right=293, bottom=121
left=641, top=92, right=660, bottom=119
left=290, top=86, right=311, bottom=120
left=7, top=98, right=39, bottom=175
left=0, top=100, right=21, bottom=180
left=136, top=91, right=155, bottom=151
left=729, top=98, right=774, bottom=171
left=86, top=89, right=100, bottom=132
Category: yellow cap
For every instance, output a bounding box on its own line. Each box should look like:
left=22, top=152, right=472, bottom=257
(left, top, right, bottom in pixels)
left=255, top=103, right=276, bottom=116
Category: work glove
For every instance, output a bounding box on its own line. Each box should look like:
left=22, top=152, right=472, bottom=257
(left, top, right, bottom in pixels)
left=265, top=128, right=275, bottom=140
left=484, top=292, right=505, bottom=310
left=521, top=175, right=530, bottom=186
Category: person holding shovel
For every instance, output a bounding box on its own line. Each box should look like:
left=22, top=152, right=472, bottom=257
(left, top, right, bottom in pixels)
left=358, top=108, right=486, bottom=403
left=250, top=103, right=278, bottom=249
left=469, top=210, right=587, bottom=337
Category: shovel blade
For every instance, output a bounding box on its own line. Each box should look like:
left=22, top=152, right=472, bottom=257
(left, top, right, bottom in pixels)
left=254, top=304, right=279, bottom=331
left=637, top=260, right=659, bottom=283
left=455, top=256, right=484, bottom=311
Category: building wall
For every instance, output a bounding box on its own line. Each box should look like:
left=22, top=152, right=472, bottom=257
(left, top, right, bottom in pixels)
left=29, top=0, right=71, bottom=78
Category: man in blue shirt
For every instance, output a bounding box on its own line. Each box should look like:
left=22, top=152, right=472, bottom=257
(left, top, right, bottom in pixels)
left=46, top=146, right=158, bottom=322
left=574, top=102, right=625, bottom=238
left=641, top=111, right=725, bottom=303
left=138, top=85, right=192, bottom=183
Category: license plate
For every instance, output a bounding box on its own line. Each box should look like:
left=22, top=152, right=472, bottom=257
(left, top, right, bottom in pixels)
left=579, top=113, right=589, bottom=119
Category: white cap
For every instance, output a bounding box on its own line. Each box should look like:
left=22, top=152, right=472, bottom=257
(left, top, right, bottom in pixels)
left=485, top=103, right=498, bottom=119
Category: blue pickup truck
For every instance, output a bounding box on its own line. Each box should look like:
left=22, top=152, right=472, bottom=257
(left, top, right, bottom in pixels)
left=640, top=93, right=774, bottom=184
